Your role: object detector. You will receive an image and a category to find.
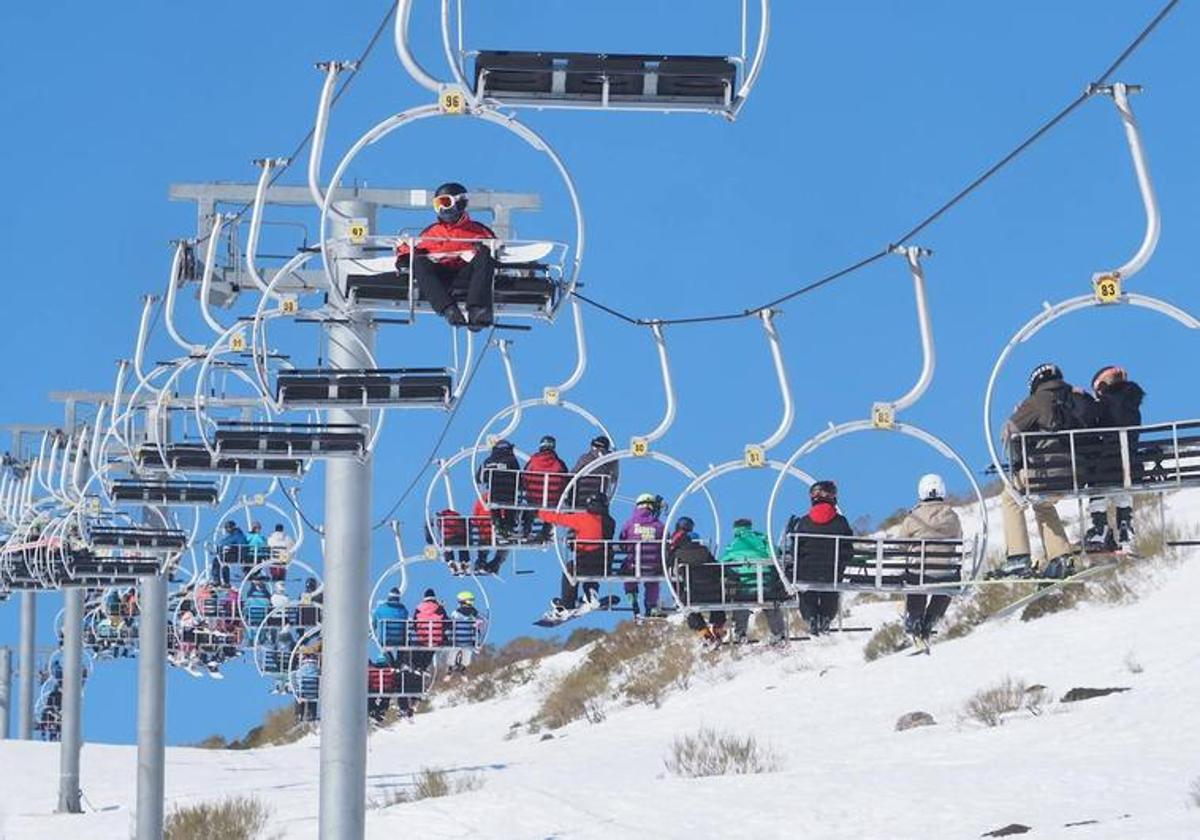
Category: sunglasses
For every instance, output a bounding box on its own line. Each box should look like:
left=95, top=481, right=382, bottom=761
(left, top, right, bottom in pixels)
left=432, top=193, right=467, bottom=210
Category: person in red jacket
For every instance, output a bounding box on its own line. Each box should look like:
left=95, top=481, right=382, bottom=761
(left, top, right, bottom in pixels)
left=521, top=435, right=570, bottom=542
left=471, top=492, right=507, bottom=575
left=410, top=589, right=448, bottom=671
left=395, top=182, right=496, bottom=330
left=539, top=494, right=615, bottom=617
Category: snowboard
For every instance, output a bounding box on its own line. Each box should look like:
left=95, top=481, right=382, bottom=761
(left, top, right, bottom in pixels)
left=986, top=560, right=1122, bottom=622
left=497, top=241, right=555, bottom=264
left=533, top=595, right=621, bottom=627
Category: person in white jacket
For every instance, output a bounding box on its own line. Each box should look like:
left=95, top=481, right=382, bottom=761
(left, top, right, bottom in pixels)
left=895, top=474, right=963, bottom=641
left=267, top=523, right=294, bottom=561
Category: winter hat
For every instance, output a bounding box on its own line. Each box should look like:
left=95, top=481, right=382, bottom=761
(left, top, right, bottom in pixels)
left=675, top=516, right=696, bottom=533
left=274, top=523, right=285, bottom=532
left=538, top=435, right=557, bottom=451
left=810, top=481, right=838, bottom=504
left=1028, top=363, right=1063, bottom=394
left=1091, top=365, right=1127, bottom=393
left=733, top=518, right=753, bottom=529
left=493, top=439, right=514, bottom=451
left=423, top=588, right=436, bottom=599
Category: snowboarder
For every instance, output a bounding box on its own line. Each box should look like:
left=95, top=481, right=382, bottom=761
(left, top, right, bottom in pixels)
left=895, top=474, right=963, bottom=642
left=996, top=363, right=1098, bottom=579
left=431, top=507, right=471, bottom=574
left=521, top=435, right=570, bottom=541
left=619, top=493, right=666, bottom=617
left=719, top=518, right=787, bottom=644
left=572, top=435, right=619, bottom=503
left=786, top=480, right=854, bottom=635
left=395, top=182, right=497, bottom=330
left=537, top=494, right=615, bottom=621
left=670, top=517, right=727, bottom=645
left=1084, top=365, right=1145, bottom=553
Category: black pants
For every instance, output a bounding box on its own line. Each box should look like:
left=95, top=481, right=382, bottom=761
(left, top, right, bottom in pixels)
left=412, top=249, right=495, bottom=314
left=799, top=591, right=840, bottom=625
left=905, top=594, right=950, bottom=625
left=475, top=549, right=507, bottom=571
left=560, top=571, right=598, bottom=610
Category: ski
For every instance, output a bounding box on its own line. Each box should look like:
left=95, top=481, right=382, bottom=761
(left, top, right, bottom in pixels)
left=987, top=561, right=1122, bottom=622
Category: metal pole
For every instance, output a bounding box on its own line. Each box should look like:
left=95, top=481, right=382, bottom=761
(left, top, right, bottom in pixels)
left=18, top=591, right=36, bottom=740
left=0, top=646, right=11, bottom=739
left=319, top=200, right=376, bottom=840
left=57, top=586, right=84, bottom=813
left=136, top=542, right=168, bottom=838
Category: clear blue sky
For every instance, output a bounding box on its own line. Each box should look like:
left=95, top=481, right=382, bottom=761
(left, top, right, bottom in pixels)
left=1, top=1, right=1197, bottom=747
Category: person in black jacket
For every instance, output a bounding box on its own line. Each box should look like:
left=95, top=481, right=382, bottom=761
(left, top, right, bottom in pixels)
left=669, top=517, right=728, bottom=646
left=1084, top=366, right=1146, bottom=552
left=997, top=363, right=1095, bottom=579
left=785, top=480, right=853, bottom=635
left=476, top=439, right=521, bottom=535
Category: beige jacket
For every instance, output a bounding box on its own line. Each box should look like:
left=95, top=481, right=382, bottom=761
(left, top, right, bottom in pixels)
left=896, top=500, right=962, bottom=540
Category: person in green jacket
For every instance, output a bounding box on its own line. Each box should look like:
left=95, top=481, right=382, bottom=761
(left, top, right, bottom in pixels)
left=719, top=518, right=788, bottom=645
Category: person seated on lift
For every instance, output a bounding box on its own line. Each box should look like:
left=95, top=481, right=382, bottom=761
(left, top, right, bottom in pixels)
left=395, top=182, right=496, bottom=331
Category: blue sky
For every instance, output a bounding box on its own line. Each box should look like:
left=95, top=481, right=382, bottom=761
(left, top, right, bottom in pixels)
left=1, top=1, right=1197, bottom=746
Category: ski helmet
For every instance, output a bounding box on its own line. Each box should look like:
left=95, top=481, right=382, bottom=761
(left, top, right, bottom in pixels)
left=733, top=517, right=753, bottom=529
left=538, top=435, right=557, bottom=451
left=917, top=473, right=946, bottom=502
left=635, top=493, right=657, bottom=507
left=675, top=516, right=696, bottom=533
left=1028, top=363, right=1063, bottom=394
left=493, top=438, right=514, bottom=451
left=1091, top=365, right=1127, bottom=393
left=456, top=590, right=475, bottom=603
left=584, top=494, right=609, bottom=514
left=433, top=182, right=468, bottom=223
left=590, top=435, right=611, bottom=452
left=809, top=480, right=838, bottom=504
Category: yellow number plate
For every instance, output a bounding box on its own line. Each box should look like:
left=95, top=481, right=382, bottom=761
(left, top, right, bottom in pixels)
left=439, top=87, right=467, bottom=114
left=543, top=387, right=560, bottom=406
left=348, top=219, right=369, bottom=244
left=1093, top=274, right=1121, bottom=304
left=279, top=295, right=299, bottom=315
left=744, top=445, right=766, bottom=468
left=423, top=545, right=439, bottom=561
left=253, top=494, right=266, bottom=506
left=230, top=331, right=247, bottom=352
left=872, top=402, right=895, bottom=429
left=631, top=438, right=649, bottom=457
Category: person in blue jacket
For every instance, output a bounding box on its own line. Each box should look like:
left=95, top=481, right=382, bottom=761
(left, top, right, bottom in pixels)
left=214, top=520, right=248, bottom=586
left=371, top=587, right=409, bottom=648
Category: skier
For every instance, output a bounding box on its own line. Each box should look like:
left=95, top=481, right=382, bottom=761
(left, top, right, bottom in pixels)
left=572, top=435, right=619, bottom=503
left=618, top=493, right=666, bottom=617
left=1083, top=365, right=1145, bottom=553
left=477, top=438, right=521, bottom=514
left=371, top=587, right=409, bottom=648
left=394, top=182, right=497, bottom=330
left=214, top=520, right=247, bottom=586
left=786, top=480, right=854, bottom=636
left=432, top=507, right=471, bottom=574
left=670, top=517, right=728, bottom=645
left=521, top=435, right=570, bottom=542
left=538, top=494, right=616, bottom=621
left=270, top=581, right=290, bottom=611
left=301, top=576, right=323, bottom=605
left=412, top=589, right=448, bottom=671
left=448, top=590, right=483, bottom=673
left=267, top=523, right=293, bottom=579
left=895, top=474, right=963, bottom=642
left=294, top=654, right=321, bottom=722
left=243, top=580, right=272, bottom=630
left=719, top=518, right=787, bottom=645
left=246, top=521, right=269, bottom=566
left=471, top=491, right=506, bottom=575
left=997, top=363, right=1097, bottom=579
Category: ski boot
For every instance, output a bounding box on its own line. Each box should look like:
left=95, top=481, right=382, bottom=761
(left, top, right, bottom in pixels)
left=626, top=592, right=641, bottom=618
left=1084, top=511, right=1117, bottom=552
left=542, top=598, right=571, bottom=623
left=1116, top=507, right=1135, bottom=553
left=988, top=554, right=1035, bottom=579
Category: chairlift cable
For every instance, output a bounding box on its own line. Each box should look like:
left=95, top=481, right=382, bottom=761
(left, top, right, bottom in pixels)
left=371, top=327, right=496, bottom=530
left=569, top=0, right=1181, bottom=328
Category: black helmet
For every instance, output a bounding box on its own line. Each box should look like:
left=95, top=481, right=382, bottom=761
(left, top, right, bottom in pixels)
left=433, top=182, right=468, bottom=223
left=810, top=480, right=838, bottom=504
left=1028, top=363, right=1063, bottom=394
left=584, top=494, right=609, bottom=515
left=538, top=435, right=557, bottom=451
left=733, top=517, right=753, bottom=529
left=590, top=435, right=611, bottom=452
left=675, top=516, right=695, bottom=533
left=493, top=438, right=514, bottom=452
left=304, top=577, right=318, bottom=592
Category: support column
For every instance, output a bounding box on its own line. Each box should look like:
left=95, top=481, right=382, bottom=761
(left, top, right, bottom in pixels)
left=0, top=646, right=12, bottom=740
left=18, top=591, right=36, bottom=740
left=318, top=200, right=377, bottom=840
left=135, top=573, right=167, bottom=839
left=57, top=587, right=84, bottom=813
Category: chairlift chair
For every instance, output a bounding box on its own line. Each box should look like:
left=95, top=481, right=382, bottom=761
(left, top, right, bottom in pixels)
left=109, top=478, right=221, bottom=507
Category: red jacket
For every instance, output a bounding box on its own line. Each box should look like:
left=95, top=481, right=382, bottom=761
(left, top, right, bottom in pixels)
left=395, top=213, right=496, bottom=269
left=472, top=497, right=493, bottom=542
left=438, top=509, right=467, bottom=546
left=522, top=450, right=569, bottom=507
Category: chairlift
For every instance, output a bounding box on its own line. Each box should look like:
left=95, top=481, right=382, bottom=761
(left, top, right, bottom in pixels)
left=660, top=310, right=813, bottom=613
left=765, top=248, right=988, bottom=597
left=212, top=420, right=368, bottom=460
left=417, top=0, right=770, bottom=120
left=109, top=479, right=221, bottom=507
left=985, top=85, right=1200, bottom=508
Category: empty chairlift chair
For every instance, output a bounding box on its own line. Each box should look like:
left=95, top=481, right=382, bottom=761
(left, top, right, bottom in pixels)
left=275, top=367, right=454, bottom=410
left=109, top=478, right=221, bottom=507
left=212, top=421, right=367, bottom=460
left=135, top=442, right=305, bottom=478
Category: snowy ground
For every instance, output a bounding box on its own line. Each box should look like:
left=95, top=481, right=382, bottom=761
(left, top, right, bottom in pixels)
left=2, top=493, right=1199, bottom=839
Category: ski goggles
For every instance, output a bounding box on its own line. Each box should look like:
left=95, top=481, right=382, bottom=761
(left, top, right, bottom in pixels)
left=432, top=193, right=467, bottom=211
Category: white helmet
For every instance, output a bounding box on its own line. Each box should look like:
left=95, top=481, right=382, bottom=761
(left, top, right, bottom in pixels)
left=917, top=473, right=945, bottom=502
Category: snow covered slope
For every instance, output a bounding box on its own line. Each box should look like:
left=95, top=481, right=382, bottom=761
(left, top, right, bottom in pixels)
left=2, top=493, right=1199, bottom=839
